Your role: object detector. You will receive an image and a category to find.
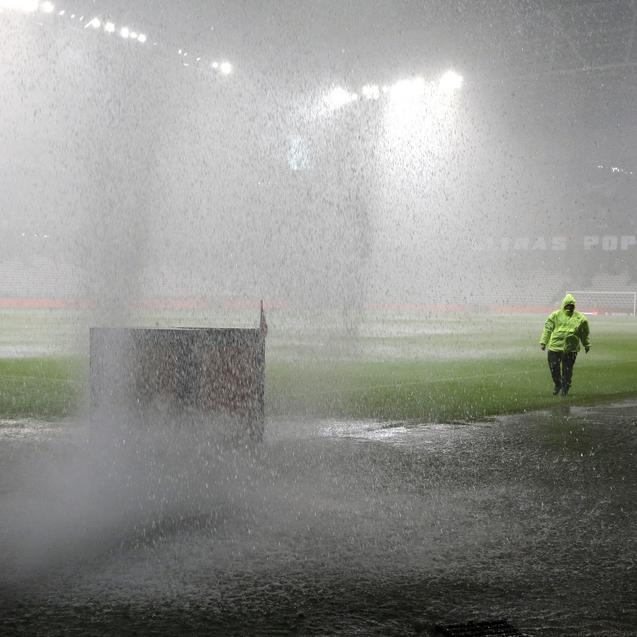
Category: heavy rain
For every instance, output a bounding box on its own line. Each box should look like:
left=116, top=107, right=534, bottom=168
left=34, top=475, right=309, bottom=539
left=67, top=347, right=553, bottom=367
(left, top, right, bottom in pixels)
left=1, top=1, right=636, bottom=635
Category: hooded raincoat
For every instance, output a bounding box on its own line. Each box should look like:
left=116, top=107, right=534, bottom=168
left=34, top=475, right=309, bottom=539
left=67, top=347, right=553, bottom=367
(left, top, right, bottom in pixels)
left=540, top=293, right=591, bottom=353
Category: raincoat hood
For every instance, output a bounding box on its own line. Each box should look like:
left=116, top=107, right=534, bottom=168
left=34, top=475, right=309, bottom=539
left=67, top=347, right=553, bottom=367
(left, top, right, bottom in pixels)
left=540, top=293, right=591, bottom=353
left=561, top=293, right=576, bottom=309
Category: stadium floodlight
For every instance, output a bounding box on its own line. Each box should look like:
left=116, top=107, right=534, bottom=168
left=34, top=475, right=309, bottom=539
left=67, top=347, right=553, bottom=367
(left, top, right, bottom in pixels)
left=211, top=61, right=219, bottom=69
left=389, top=76, right=426, bottom=103
left=104, top=21, right=115, bottom=33
left=120, top=26, right=129, bottom=38
left=137, top=33, right=147, bottom=43
left=86, top=17, right=101, bottom=29
left=219, top=61, right=232, bottom=75
left=129, top=31, right=138, bottom=39
left=362, top=84, right=380, bottom=100
left=0, top=0, right=39, bottom=11
left=40, top=1, right=54, bottom=13
left=325, top=86, right=358, bottom=110
left=439, top=69, right=463, bottom=91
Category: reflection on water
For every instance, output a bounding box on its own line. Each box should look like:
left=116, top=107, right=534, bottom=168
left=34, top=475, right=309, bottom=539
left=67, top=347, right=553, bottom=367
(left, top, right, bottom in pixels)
left=1, top=403, right=636, bottom=636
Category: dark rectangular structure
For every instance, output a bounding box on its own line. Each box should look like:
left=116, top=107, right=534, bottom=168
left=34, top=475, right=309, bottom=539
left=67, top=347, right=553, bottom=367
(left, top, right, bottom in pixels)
left=90, top=324, right=266, bottom=441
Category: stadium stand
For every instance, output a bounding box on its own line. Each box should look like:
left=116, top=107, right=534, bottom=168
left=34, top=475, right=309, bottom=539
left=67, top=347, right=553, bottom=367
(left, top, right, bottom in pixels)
left=0, top=257, right=77, bottom=299
left=590, top=272, right=633, bottom=291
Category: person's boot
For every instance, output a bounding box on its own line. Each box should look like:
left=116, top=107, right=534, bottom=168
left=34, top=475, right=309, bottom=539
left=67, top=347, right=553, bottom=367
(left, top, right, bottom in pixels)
left=561, top=384, right=569, bottom=397
left=553, top=383, right=561, bottom=395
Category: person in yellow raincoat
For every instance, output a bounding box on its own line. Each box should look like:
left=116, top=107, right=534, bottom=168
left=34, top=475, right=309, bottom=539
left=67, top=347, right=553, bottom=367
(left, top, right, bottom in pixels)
left=540, top=293, right=591, bottom=397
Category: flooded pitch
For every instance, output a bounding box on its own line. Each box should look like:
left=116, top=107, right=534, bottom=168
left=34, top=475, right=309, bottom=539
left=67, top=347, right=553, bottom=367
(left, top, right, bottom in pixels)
left=1, top=402, right=636, bottom=636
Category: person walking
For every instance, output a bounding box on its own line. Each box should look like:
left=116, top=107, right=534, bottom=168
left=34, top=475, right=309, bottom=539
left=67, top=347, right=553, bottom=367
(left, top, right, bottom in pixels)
left=540, top=293, right=591, bottom=397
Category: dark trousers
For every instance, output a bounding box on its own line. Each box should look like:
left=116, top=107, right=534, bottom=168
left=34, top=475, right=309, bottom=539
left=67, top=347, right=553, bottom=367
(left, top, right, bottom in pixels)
left=547, top=351, right=577, bottom=390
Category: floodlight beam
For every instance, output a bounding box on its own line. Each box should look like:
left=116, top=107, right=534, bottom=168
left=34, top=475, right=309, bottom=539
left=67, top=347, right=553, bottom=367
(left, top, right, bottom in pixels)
left=439, top=69, right=463, bottom=91
left=0, top=0, right=38, bottom=11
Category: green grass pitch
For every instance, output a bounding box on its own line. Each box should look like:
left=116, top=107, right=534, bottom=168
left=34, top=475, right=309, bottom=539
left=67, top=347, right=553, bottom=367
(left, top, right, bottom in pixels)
left=0, top=310, right=635, bottom=421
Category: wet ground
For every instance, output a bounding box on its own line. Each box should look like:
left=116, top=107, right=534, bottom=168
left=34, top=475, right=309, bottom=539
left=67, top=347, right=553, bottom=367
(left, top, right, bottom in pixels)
left=0, top=402, right=636, bottom=636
